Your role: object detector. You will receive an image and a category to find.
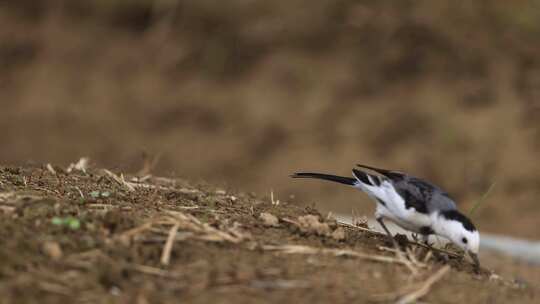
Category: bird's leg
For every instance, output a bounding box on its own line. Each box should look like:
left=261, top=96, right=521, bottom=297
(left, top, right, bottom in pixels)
left=419, top=234, right=435, bottom=260
left=421, top=234, right=434, bottom=248
left=376, top=217, right=400, bottom=249
left=377, top=218, right=420, bottom=275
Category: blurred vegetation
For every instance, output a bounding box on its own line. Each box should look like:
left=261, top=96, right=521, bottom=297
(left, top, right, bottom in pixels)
left=1, top=1, right=540, bottom=238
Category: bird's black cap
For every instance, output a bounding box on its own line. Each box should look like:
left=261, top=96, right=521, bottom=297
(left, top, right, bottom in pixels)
left=440, top=210, right=477, bottom=232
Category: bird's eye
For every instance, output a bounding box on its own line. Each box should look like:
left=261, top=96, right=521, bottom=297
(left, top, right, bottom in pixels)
left=462, top=237, right=468, bottom=244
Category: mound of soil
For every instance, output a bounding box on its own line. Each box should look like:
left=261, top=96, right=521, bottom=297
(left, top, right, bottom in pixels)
left=0, top=163, right=537, bottom=303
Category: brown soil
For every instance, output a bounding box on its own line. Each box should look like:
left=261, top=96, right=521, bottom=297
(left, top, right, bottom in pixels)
left=0, top=164, right=537, bottom=303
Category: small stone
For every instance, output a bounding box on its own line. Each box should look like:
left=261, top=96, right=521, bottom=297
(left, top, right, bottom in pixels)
left=42, top=241, right=63, bottom=260
left=331, top=227, right=346, bottom=241
left=260, top=212, right=279, bottom=227
left=489, top=273, right=501, bottom=281
left=371, top=271, right=382, bottom=279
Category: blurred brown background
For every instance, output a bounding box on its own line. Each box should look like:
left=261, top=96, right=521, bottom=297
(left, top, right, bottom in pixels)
left=1, top=1, right=539, bottom=238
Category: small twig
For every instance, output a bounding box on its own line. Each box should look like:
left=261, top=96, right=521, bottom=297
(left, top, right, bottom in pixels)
left=339, top=221, right=379, bottom=234
left=395, top=246, right=419, bottom=276
left=139, top=232, right=194, bottom=243
left=116, top=222, right=156, bottom=240
left=135, top=175, right=152, bottom=182
left=128, top=263, right=182, bottom=278
left=406, top=247, right=426, bottom=269
left=166, top=210, right=246, bottom=243
left=378, top=246, right=398, bottom=253
left=125, top=182, right=176, bottom=192
left=67, top=157, right=89, bottom=173
left=270, top=189, right=280, bottom=206
left=46, top=163, right=57, bottom=175
left=469, top=180, right=497, bottom=217
left=423, top=250, right=433, bottom=264
left=281, top=217, right=300, bottom=226
left=74, top=187, right=84, bottom=199
left=34, top=187, right=60, bottom=195
left=262, top=244, right=417, bottom=267
left=87, top=203, right=114, bottom=208
left=37, top=281, right=72, bottom=296
left=161, top=223, right=180, bottom=266
left=103, top=169, right=136, bottom=192
left=396, top=265, right=450, bottom=304
left=377, top=242, right=418, bottom=275
left=176, top=205, right=199, bottom=210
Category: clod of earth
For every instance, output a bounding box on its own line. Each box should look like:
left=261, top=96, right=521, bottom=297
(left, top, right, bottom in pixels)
left=259, top=212, right=279, bottom=227
left=41, top=241, right=63, bottom=260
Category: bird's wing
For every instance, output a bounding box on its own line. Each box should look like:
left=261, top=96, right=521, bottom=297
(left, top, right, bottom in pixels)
left=391, top=177, right=439, bottom=214
left=356, top=164, right=458, bottom=214
left=426, top=191, right=457, bottom=212
left=356, top=163, right=405, bottom=181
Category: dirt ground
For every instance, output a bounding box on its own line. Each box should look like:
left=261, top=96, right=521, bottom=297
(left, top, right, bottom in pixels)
left=0, top=164, right=537, bottom=303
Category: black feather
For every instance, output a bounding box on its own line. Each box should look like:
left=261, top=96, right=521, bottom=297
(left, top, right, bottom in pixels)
left=394, top=178, right=437, bottom=214
left=370, top=175, right=381, bottom=186
left=397, top=187, right=429, bottom=214
left=356, top=163, right=405, bottom=181
left=351, top=169, right=373, bottom=186
left=440, top=210, right=477, bottom=232
left=419, top=226, right=434, bottom=235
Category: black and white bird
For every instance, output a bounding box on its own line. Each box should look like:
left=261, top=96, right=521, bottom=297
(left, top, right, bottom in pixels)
left=292, top=164, right=480, bottom=267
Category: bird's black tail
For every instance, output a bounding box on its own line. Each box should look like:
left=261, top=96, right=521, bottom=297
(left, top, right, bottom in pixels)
left=291, top=172, right=357, bottom=186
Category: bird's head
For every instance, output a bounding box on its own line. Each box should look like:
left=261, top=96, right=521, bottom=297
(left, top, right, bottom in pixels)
left=435, top=210, right=480, bottom=268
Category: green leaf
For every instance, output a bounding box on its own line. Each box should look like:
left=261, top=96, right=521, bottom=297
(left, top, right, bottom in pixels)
left=51, top=216, right=81, bottom=230
left=67, top=218, right=81, bottom=230
left=51, top=217, right=63, bottom=225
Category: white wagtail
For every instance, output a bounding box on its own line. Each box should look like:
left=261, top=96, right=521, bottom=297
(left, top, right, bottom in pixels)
left=292, top=163, right=480, bottom=268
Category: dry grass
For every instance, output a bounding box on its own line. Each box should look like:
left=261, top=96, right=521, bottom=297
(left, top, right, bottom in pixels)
left=372, top=265, right=451, bottom=303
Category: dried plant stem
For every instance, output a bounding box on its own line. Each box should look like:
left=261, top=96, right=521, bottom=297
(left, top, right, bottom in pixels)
left=262, top=244, right=417, bottom=268
left=103, top=169, right=136, bottom=192
left=397, top=265, right=450, bottom=304
left=161, top=223, right=180, bottom=266
left=128, top=263, right=181, bottom=278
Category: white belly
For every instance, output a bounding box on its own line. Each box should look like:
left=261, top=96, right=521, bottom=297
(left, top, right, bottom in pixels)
left=356, top=179, right=432, bottom=233
left=375, top=204, right=432, bottom=233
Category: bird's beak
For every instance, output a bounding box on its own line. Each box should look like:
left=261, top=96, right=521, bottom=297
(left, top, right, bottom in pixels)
left=468, top=251, right=480, bottom=269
